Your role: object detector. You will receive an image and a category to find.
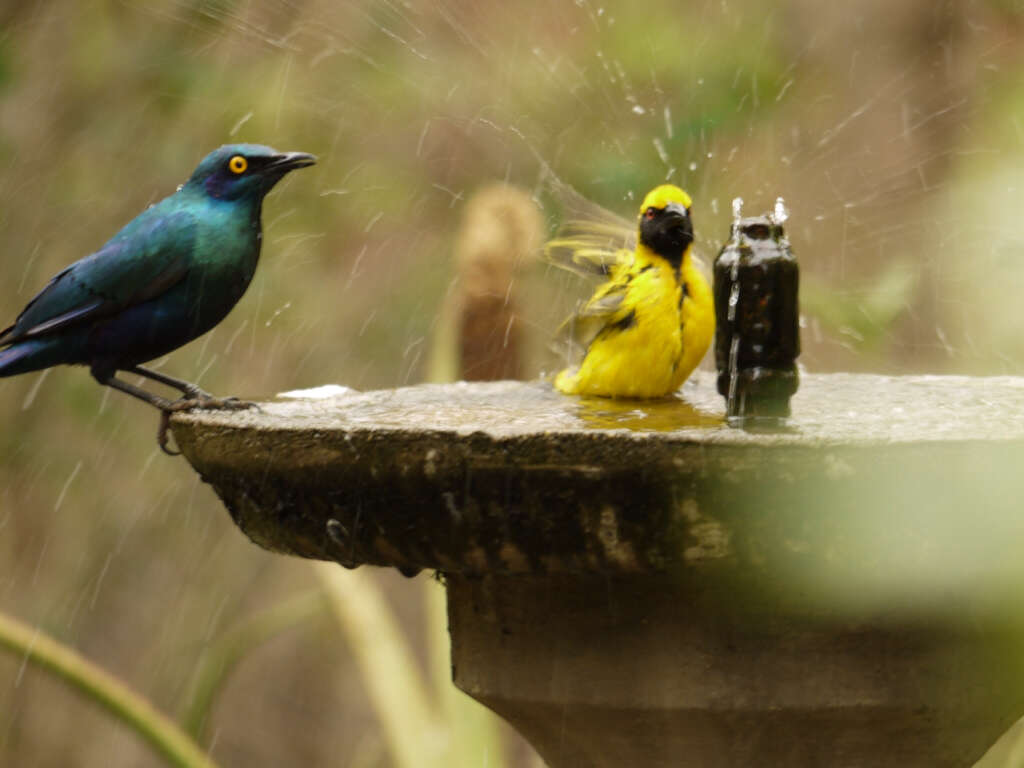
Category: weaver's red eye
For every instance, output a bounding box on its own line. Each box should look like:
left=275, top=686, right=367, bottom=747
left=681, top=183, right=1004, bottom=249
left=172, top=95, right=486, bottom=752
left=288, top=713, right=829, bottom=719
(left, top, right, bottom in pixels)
left=644, top=207, right=657, bottom=220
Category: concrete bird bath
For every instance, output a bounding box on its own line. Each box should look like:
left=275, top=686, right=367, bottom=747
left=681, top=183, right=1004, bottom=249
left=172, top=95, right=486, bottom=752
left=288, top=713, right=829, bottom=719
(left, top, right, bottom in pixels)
left=171, top=372, right=1024, bottom=767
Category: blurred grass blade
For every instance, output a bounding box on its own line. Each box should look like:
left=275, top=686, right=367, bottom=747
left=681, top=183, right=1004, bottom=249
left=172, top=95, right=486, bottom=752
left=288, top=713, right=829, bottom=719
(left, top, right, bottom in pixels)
left=973, top=715, right=1024, bottom=768
left=312, top=563, right=447, bottom=768
left=179, top=590, right=325, bottom=743
left=0, top=609, right=218, bottom=768
left=424, top=576, right=507, bottom=767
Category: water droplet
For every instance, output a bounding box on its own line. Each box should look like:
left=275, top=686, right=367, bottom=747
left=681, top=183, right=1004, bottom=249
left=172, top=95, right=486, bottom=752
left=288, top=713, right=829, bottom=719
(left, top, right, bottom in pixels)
left=652, top=137, right=670, bottom=164
left=688, top=161, right=697, bottom=171
left=326, top=518, right=347, bottom=545
left=264, top=301, right=293, bottom=328
left=631, top=104, right=646, bottom=115
left=772, top=197, right=789, bottom=225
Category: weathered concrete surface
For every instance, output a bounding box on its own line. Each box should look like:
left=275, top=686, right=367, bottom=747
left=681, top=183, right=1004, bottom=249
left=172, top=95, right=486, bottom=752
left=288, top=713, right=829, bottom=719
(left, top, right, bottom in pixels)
left=172, top=373, right=1024, bottom=607
left=172, top=372, right=1024, bottom=767
left=448, top=573, right=1024, bottom=768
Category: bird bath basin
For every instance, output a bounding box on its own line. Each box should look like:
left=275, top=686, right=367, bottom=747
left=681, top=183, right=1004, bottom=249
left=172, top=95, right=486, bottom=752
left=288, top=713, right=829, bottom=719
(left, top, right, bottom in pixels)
left=171, top=372, right=1024, bottom=767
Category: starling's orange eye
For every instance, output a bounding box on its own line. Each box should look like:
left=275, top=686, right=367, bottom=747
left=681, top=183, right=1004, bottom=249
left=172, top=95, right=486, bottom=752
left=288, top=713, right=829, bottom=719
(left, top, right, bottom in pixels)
left=228, top=155, right=248, bottom=174
left=644, top=207, right=657, bottom=219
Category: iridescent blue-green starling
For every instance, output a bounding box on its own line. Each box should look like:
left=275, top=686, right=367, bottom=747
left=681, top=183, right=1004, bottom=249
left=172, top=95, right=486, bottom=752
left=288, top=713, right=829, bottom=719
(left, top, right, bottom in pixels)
left=0, top=144, right=315, bottom=453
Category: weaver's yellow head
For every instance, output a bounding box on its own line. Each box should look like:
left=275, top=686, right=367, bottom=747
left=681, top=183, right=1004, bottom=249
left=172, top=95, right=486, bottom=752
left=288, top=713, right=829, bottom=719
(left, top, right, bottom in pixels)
left=639, top=184, right=692, bottom=214
left=637, top=185, right=693, bottom=265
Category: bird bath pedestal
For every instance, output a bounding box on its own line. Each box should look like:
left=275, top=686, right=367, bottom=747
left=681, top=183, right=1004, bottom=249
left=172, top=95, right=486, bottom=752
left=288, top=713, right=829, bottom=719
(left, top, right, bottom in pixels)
left=172, top=373, right=1024, bottom=767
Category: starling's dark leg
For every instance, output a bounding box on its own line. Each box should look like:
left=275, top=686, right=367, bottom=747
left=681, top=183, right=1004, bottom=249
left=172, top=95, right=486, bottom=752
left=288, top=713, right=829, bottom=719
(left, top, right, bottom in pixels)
left=92, top=368, right=179, bottom=410
left=91, top=366, right=257, bottom=455
left=127, top=365, right=256, bottom=411
left=91, top=369, right=183, bottom=454
left=127, top=365, right=212, bottom=400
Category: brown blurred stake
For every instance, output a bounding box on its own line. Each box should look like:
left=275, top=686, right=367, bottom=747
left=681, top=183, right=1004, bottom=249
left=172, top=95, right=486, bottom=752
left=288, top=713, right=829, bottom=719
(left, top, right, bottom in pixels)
left=454, top=184, right=542, bottom=381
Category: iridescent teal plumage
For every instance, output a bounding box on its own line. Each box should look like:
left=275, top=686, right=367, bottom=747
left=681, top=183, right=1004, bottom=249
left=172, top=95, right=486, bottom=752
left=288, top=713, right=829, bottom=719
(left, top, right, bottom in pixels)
left=0, top=144, right=315, bottom=452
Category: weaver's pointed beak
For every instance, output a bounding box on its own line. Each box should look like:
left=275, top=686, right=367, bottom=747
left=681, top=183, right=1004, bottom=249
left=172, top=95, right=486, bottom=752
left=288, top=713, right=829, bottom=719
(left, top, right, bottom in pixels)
left=663, top=201, right=689, bottom=222
left=664, top=201, right=693, bottom=239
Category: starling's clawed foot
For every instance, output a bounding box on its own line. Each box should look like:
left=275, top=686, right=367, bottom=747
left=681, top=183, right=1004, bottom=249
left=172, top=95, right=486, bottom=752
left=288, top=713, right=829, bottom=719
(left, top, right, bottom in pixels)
left=165, top=394, right=258, bottom=413
left=155, top=395, right=260, bottom=455
left=181, top=384, right=214, bottom=401
left=209, top=395, right=262, bottom=413
left=157, top=411, right=180, bottom=456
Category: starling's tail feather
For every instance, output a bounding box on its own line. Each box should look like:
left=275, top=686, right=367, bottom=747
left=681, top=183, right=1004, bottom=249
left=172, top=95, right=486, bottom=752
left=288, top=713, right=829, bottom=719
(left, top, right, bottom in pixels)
left=0, top=338, right=72, bottom=377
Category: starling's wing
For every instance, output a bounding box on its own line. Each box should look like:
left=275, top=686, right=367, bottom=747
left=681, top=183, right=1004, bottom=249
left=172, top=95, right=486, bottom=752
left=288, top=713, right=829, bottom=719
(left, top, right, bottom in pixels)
left=0, top=210, right=195, bottom=346
left=551, top=276, right=632, bottom=361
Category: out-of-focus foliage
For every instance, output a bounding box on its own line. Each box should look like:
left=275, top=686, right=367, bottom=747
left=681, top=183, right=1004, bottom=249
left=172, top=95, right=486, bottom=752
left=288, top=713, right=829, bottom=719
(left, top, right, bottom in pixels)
left=2, top=0, right=1024, bottom=766
left=0, top=610, right=216, bottom=768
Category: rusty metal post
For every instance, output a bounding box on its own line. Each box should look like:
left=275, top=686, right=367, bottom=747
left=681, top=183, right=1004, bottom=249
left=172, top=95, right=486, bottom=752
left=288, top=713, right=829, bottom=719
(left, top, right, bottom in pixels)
left=714, top=203, right=800, bottom=423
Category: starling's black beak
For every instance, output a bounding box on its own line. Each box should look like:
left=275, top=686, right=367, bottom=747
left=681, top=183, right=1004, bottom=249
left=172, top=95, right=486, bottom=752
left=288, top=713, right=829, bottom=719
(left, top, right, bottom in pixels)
left=264, top=152, right=317, bottom=174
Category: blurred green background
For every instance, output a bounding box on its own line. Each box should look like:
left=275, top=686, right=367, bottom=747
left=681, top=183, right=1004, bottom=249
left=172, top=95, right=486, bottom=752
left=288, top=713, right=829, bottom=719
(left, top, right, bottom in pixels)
left=2, top=0, right=1024, bottom=765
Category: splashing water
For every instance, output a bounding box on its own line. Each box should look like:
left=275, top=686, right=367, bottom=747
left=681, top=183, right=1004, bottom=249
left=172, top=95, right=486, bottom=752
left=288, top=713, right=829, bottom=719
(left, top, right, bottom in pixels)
left=731, top=197, right=743, bottom=225
left=727, top=334, right=742, bottom=421
left=727, top=276, right=740, bottom=324
left=265, top=301, right=292, bottom=327
left=726, top=255, right=742, bottom=420
left=772, top=197, right=789, bottom=225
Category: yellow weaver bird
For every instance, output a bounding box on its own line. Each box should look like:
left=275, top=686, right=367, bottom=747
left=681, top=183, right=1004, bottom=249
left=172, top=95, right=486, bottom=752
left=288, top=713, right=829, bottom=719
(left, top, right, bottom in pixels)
left=546, top=184, right=714, bottom=398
